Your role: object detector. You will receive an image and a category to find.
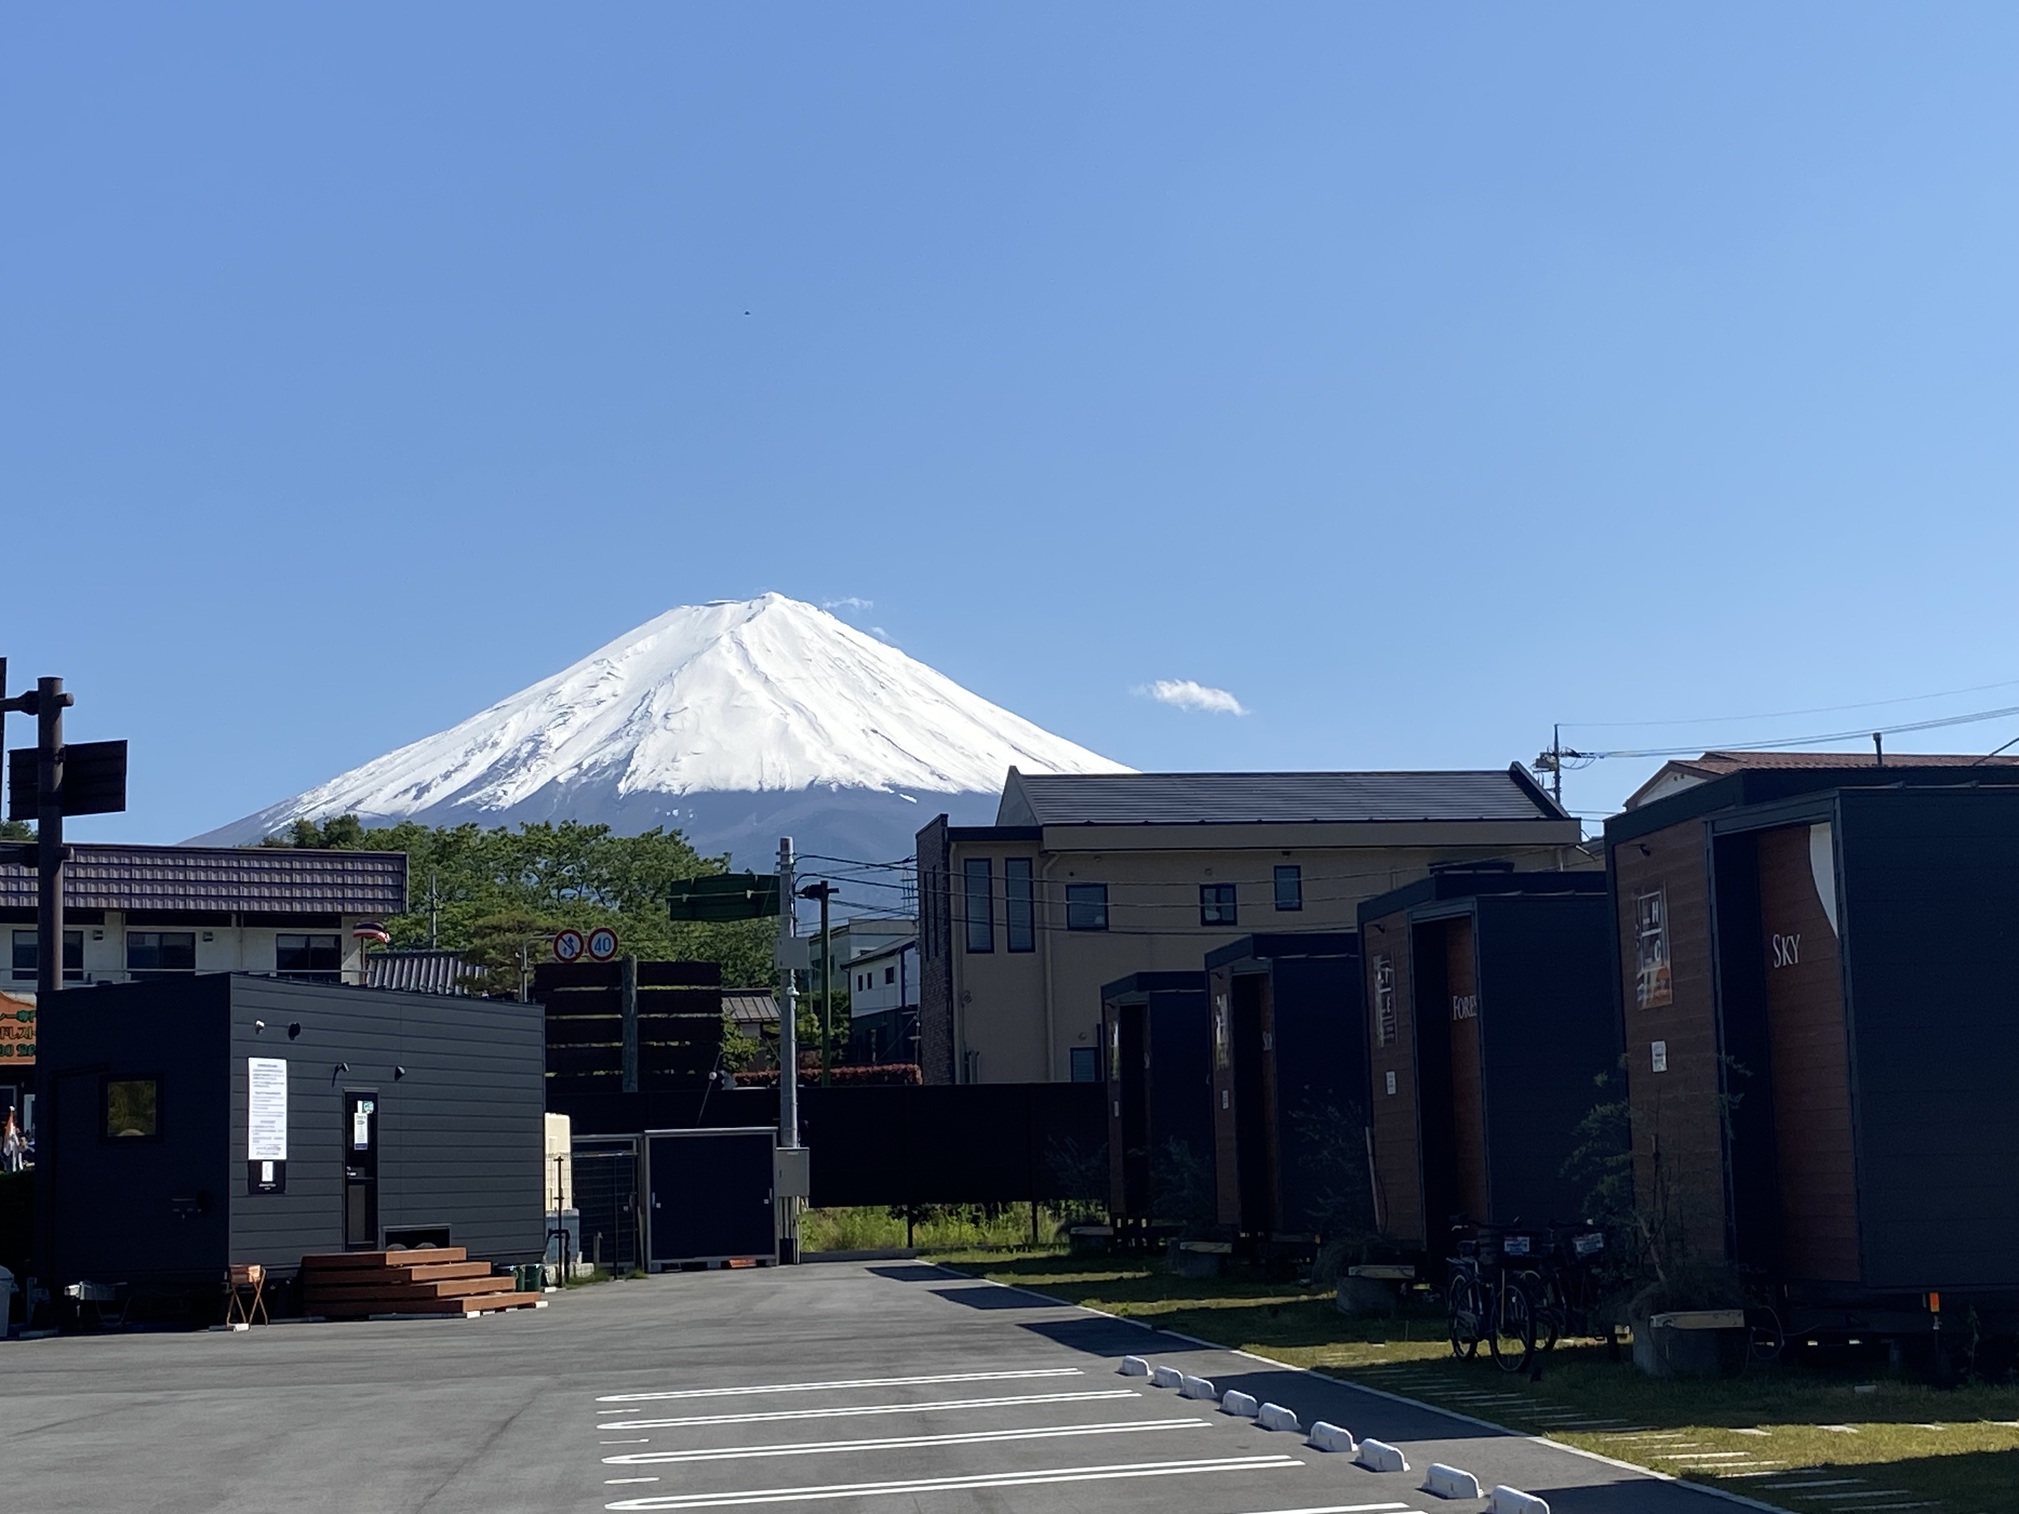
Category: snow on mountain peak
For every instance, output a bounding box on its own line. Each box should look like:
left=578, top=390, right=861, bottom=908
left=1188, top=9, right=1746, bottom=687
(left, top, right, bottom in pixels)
left=192, top=595, right=1130, bottom=849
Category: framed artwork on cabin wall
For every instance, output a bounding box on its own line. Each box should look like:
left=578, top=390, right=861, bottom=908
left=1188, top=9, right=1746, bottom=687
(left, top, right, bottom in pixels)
left=1634, top=889, right=1673, bottom=1008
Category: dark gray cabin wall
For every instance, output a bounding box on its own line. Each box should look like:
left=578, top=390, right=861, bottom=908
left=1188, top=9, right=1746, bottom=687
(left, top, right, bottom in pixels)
left=38, top=976, right=231, bottom=1287
left=1835, top=789, right=2019, bottom=1291
left=225, top=978, right=545, bottom=1271
left=1473, top=894, right=1620, bottom=1228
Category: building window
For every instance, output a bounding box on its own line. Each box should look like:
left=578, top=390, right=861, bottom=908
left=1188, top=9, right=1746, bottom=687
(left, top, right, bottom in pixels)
left=276, top=933, right=342, bottom=981
left=963, top=858, right=993, bottom=953
left=884, top=965, right=896, bottom=984
left=1069, top=1047, right=1099, bottom=1083
left=1200, top=883, right=1238, bottom=927
left=11, top=928, right=83, bottom=982
left=1065, top=883, right=1108, bottom=932
left=1005, top=858, right=1035, bottom=952
left=105, top=1078, right=159, bottom=1139
left=1374, top=955, right=1398, bottom=1046
left=1273, top=865, right=1303, bottom=912
left=1634, top=889, right=1673, bottom=1009
left=126, top=931, right=196, bottom=979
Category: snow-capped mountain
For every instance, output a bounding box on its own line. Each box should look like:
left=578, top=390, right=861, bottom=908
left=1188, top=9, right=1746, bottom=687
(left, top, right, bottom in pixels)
left=191, top=594, right=1130, bottom=865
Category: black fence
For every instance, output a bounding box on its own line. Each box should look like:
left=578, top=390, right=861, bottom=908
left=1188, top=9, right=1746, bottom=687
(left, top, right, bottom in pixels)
left=555, top=1082, right=1107, bottom=1210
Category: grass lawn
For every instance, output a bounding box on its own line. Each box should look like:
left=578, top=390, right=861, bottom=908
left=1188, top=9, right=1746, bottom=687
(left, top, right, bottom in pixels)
left=926, top=1246, right=2019, bottom=1514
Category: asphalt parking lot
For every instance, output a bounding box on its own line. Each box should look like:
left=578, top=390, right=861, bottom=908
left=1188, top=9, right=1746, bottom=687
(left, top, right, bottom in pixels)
left=0, top=1260, right=1758, bottom=1514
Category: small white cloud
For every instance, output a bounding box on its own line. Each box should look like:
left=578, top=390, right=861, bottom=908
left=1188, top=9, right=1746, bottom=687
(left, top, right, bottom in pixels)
left=1139, top=679, right=1249, bottom=716
left=823, top=596, right=874, bottom=612
left=867, top=625, right=899, bottom=646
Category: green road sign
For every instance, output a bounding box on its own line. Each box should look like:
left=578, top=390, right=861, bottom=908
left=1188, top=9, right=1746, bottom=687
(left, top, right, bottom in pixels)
left=668, top=873, right=781, bottom=922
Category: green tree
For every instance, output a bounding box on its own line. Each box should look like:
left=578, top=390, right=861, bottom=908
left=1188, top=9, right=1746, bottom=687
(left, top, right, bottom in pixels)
left=260, top=815, right=775, bottom=987
left=0, top=819, right=32, bottom=841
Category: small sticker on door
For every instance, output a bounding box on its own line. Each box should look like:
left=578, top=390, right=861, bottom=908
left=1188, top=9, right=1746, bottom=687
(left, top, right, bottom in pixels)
left=1651, top=1040, right=1669, bottom=1074
left=1385, top=1070, right=1397, bottom=1096
left=353, top=1110, right=370, bottom=1149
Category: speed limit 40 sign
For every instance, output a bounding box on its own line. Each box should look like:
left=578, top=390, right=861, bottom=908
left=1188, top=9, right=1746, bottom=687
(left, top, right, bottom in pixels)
left=586, top=926, right=620, bottom=962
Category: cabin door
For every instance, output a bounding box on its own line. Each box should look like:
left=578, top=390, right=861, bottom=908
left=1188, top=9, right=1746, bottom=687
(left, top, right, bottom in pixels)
left=342, top=1091, right=380, bottom=1249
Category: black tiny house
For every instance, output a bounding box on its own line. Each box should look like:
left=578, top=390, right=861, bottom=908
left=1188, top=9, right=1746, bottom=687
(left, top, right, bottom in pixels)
left=1099, top=972, right=1211, bottom=1225
left=1204, top=932, right=1364, bottom=1238
left=1357, top=867, right=1615, bottom=1251
left=35, top=975, right=544, bottom=1306
left=1607, top=768, right=2019, bottom=1326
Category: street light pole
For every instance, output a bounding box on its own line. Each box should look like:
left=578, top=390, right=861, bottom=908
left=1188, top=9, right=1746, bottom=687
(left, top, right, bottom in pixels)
left=798, top=881, right=838, bottom=1085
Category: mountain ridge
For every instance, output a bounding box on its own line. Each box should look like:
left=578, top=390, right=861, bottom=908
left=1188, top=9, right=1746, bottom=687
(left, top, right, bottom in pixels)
left=190, top=594, right=1131, bottom=865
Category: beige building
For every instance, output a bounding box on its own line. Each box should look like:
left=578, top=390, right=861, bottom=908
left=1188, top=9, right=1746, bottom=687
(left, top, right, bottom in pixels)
left=916, top=767, right=1586, bottom=1084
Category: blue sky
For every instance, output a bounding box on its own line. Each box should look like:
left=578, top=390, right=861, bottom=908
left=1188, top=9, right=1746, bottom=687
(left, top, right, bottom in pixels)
left=4, top=4, right=2015, bottom=843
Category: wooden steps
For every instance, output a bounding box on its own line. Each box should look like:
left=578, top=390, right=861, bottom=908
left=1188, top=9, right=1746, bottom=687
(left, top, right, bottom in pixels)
left=301, top=1248, right=544, bottom=1320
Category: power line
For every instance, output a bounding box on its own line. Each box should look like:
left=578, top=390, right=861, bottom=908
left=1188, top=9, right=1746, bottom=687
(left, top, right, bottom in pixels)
left=1563, top=674, right=2019, bottom=730
left=1561, top=701, right=2019, bottom=762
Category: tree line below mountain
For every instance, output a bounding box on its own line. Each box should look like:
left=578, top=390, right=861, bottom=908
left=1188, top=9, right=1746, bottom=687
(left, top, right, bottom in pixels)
left=264, top=815, right=775, bottom=993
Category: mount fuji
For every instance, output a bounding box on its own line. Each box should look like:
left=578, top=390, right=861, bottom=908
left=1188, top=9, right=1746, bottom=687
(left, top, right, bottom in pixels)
left=190, top=594, right=1131, bottom=865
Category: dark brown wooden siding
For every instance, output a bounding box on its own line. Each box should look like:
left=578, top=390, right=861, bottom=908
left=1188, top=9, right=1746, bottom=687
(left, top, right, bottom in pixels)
left=1209, top=963, right=1240, bottom=1227
left=1615, top=821, right=1729, bottom=1262
left=1443, top=916, right=1489, bottom=1225
left=1365, top=910, right=1422, bottom=1243
left=1756, top=824, right=1858, bottom=1283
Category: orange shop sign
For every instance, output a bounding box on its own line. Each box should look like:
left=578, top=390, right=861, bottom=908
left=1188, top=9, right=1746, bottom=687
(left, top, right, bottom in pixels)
left=0, top=991, right=35, bottom=1065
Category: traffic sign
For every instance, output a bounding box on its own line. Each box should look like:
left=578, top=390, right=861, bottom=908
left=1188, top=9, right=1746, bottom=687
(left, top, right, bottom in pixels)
left=552, top=929, right=585, bottom=963
left=586, top=926, right=620, bottom=962
left=668, top=873, right=781, bottom=921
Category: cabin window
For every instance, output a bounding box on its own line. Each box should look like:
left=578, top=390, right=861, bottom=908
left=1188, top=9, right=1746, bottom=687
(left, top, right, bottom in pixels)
left=1634, top=889, right=1673, bottom=1008
left=12, top=928, right=83, bottom=982
left=126, top=931, right=196, bottom=979
left=1273, top=865, right=1303, bottom=912
left=1374, top=955, right=1398, bottom=1045
left=105, top=1077, right=159, bottom=1139
left=963, top=858, right=994, bottom=953
left=1199, top=883, right=1238, bottom=927
left=1005, top=858, right=1035, bottom=952
left=1069, top=1047, right=1099, bottom=1083
left=275, top=933, right=342, bottom=981
left=1065, top=884, right=1109, bottom=931
left=884, top=965, right=895, bottom=984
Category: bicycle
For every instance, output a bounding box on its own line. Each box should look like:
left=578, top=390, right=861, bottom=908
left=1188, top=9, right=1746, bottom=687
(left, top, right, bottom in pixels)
left=1446, top=1223, right=1540, bottom=1374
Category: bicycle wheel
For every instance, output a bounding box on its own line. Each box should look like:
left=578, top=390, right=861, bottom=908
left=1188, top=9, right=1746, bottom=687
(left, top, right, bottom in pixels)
left=1448, top=1274, right=1481, bottom=1360
left=1527, top=1272, right=1564, bottom=1352
left=1489, top=1277, right=1535, bottom=1374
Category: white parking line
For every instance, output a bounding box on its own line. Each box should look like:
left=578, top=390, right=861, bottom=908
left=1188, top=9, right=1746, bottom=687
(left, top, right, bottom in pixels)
left=596, top=1388, right=1140, bottom=1431
left=597, top=1369, right=1081, bottom=1403
left=1228, top=1506, right=1417, bottom=1513
left=601, top=1418, right=1208, bottom=1465
left=601, top=1454, right=1306, bottom=1510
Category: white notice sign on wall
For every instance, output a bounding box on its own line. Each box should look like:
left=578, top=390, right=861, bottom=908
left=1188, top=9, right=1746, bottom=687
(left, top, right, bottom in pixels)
left=248, top=1057, right=289, bottom=1162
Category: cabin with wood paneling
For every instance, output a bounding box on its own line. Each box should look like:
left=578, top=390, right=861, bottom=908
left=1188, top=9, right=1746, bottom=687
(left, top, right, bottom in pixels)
left=1358, top=866, right=1616, bottom=1251
left=1099, top=972, right=1212, bottom=1225
left=1204, top=932, right=1365, bottom=1239
left=1606, top=766, right=2019, bottom=1326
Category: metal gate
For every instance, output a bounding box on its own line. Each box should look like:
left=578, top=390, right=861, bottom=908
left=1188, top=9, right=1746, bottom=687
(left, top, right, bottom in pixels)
left=573, top=1135, right=643, bottom=1274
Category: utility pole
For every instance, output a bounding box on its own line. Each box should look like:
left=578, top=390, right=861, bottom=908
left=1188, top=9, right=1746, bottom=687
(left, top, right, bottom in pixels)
left=426, top=870, right=440, bottom=950
left=798, top=880, right=838, bottom=1085
left=776, top=839, right=800, bottom=1148
left=1551, top=724, right=1563, bottom=806
left=775, top=838, right=801, bottom=1265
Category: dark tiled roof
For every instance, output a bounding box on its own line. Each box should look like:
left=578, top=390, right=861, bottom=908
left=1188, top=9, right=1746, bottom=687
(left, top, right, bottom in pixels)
left=724, top=990, right=779, bottom=1032
left=366, top=949, right=479, bottom=996
left=998, top=767, right=1565, bottom=827
left=0, top=844, right=407, bottom=913
left=1624, top=750, right=2019, bottom=808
